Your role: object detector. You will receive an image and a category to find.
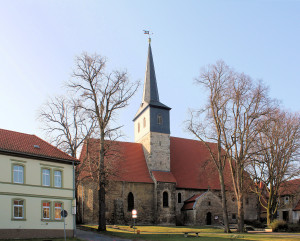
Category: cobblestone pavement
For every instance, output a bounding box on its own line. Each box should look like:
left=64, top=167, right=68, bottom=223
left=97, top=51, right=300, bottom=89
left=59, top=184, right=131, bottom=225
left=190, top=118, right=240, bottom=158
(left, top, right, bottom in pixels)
left=76, top=229, right=132, bottom=241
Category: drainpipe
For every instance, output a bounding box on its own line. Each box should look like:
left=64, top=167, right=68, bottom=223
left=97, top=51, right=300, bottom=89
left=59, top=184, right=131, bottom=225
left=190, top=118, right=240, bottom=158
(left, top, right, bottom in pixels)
left=72, top=161, right=76, bottom=237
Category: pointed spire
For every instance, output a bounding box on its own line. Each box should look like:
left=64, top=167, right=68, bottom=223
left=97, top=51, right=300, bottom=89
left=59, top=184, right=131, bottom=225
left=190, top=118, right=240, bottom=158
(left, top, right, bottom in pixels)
left=142, top=42, right=160, bottom=103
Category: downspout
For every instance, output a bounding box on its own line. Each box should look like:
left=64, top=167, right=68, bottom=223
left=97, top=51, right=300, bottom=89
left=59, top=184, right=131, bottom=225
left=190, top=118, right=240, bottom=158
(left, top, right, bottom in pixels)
left=73, top=161, right=76, bottom=237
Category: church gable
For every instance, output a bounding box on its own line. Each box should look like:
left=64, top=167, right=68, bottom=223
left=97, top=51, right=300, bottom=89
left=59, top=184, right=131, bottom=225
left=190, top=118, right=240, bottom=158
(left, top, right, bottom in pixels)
left=79, top=139, right=153, bottom=184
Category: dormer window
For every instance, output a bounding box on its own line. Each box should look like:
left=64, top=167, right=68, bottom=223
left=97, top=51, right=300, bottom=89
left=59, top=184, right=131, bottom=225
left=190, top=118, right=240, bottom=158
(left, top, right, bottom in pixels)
left=157, top=114, right=163, bottom=125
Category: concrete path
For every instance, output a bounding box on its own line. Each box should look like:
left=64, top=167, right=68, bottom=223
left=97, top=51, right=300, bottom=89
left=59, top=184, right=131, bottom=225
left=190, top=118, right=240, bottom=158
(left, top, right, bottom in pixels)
left=76, top=229, right=132, bottom=241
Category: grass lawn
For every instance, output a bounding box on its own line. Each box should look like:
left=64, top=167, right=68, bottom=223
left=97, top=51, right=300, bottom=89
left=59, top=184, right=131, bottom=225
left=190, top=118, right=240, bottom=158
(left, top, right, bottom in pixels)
left=82, top=225, right=300, bottom=241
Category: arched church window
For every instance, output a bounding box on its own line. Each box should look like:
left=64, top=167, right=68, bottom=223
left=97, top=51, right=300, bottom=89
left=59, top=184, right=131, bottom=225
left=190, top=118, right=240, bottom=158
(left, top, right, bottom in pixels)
left=138, top=123, right=140, bottom=133
left=163, top=191, right=169, bottom=207
left=128, top=192, right=134, bottom=211
left=157, top=114, right=163, bottom=125
left=178, top=193, right=182, bottom=203
left=143, top=117, right=146, bottom=128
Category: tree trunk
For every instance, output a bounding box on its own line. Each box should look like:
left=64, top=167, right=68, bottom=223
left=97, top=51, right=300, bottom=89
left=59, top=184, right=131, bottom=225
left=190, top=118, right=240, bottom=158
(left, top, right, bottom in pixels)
left=97, top=130, right=106, bottom=231
left=237, top=195, right=244, bottom=233
left=219, top=172, right=231, bottom=233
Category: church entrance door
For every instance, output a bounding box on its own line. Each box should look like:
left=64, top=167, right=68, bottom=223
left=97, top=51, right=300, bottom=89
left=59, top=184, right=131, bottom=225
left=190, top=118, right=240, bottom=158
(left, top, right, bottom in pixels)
left=206, top=212, right=212, bottom=225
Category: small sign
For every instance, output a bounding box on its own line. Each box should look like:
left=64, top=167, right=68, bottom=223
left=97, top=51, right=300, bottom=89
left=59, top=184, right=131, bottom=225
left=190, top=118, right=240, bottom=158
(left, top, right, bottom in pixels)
left=61, top=209, right=68, bottom=218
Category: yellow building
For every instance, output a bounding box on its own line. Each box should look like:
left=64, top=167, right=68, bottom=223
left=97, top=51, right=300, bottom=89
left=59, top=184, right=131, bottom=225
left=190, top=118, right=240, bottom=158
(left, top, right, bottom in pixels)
left=0, top=129, right=78, bottom=239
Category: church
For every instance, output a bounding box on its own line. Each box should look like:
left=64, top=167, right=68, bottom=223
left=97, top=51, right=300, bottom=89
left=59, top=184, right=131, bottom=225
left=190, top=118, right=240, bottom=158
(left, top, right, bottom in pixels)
left=77, top=40, right=258, bottom=226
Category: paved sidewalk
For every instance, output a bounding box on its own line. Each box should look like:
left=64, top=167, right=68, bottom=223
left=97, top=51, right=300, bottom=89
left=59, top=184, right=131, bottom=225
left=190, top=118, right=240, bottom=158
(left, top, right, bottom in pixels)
left=76, top=229, right=132, bottom=241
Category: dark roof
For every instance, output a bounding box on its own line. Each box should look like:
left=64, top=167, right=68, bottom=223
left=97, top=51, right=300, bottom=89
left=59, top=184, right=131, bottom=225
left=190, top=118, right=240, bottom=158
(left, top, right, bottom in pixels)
left=0, top=128, right=78, bottom=164
left=134, top=43, right=170, bottom=120
left=79, top=139, right=153, bottom=183
left=170, top=137, right=233, bottom=190
left=152, top=171, right=177, bottom=183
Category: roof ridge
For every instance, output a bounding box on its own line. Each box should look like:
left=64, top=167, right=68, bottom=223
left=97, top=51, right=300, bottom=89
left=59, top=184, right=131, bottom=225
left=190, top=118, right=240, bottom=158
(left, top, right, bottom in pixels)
left=0, top=128, right=34, bottom=136
left=170, top=136, right=217, bottom=145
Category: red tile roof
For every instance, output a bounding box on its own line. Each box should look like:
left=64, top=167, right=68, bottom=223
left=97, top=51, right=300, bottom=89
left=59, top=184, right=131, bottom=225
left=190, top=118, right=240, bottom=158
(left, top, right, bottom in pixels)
left=152, top=171, right=176, bottom=183
left=0, top=128, right=77, bottom=163
left=181, top=193, right=206, bottom=211
left=279, top=179, right=300, bottom=196
left=293, top=199, right=300, bottom=211
left=170, top=137, right=233, bottom=190
left=79, top=139, right=153, bottom=183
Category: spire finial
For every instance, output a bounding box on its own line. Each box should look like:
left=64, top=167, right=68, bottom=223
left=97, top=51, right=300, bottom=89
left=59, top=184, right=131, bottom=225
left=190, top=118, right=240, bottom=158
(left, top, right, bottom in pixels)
left=143, top=30, right=153, bottom=44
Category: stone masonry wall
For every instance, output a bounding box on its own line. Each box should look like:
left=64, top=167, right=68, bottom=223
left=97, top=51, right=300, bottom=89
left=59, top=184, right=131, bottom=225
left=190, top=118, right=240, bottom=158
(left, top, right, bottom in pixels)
left=138, top=132, right=170, bottom=171
left=156, top=182, right=176, bottom=224
left=78, top=180, right=155, bottom=225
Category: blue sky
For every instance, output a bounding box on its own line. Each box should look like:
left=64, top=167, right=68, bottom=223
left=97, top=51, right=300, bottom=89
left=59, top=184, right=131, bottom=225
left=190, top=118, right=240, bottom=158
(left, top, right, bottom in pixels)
left=0, top=0, right=299, bottom=142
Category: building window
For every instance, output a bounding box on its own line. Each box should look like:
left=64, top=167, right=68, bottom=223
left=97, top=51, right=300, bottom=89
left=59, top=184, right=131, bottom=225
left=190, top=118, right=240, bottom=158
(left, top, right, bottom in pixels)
left=178, top=193, right=182, bottom=203
left=13, top=199, right=24, bottom=219
left=232, top=213, right=236, bottom=220
left=13, top=165, right=24, bottom=184
left=42, top=169, right=51, bottom=186
left=54, top=170, right=62, bottom=188
left=284, top=196, right=289, bottom=204
left=143, top=117, right=146, bottom=128
left=138, top=123, right=140, bottom=133
left=208, top=201, right=211, bottom=206
left=157, top=114, right=163, bottom=125
left=128, top=192, right=134, bottom=212
left=54, top=202, right=62, bottom=220
left=246, top=198, right=249, bottom=205
left=42, top=201, right=51, bottom=219
left=163, top=191, right=169, bottom=207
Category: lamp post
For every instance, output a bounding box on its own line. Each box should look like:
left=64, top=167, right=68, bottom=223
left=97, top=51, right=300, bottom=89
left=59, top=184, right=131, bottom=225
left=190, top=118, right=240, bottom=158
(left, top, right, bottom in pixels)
left=132, top=209, right=137, bottom=234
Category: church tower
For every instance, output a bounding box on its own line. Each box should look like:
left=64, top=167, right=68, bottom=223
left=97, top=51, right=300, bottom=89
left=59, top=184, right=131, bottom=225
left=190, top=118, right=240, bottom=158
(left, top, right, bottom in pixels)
left=133, top=39, right=171, bottom=171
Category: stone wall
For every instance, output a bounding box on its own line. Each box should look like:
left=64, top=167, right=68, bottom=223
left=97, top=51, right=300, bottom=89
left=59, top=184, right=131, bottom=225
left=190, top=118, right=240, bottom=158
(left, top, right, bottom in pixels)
left=78, top=180, right=155, bottom=225
left=138, top=132, right=170, bottom=171
left=155, top=182, right=176, bottom=224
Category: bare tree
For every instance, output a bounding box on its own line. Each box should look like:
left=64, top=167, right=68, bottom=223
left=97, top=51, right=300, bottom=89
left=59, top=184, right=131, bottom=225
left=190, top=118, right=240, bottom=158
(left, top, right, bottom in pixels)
left=249, top=110, right=300, bottom=226
left=189, top=60, right=274, bottom=232
left=68, top=53, right=139, bottom=231
left=38, top=95, right=96, bottom=223
left=221, top=73, right=273, bottom=232
left=188, top=60, right=232, bottom=233
left=38, top=96, right=95, bottom=158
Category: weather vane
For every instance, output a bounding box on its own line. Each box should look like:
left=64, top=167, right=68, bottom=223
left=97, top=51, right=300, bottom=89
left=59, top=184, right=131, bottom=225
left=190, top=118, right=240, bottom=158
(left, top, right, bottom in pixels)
left=143, top=30, right=153, bottom=43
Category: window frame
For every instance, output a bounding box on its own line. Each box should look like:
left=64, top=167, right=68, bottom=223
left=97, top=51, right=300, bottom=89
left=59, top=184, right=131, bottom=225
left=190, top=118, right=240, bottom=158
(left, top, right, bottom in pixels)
left=41, top=200, right=51, bottom=220
left=11, top=163, right=25, bottom=184
left=41, top=168, right=51, bottom=187
left=178, top=193, right=182, bottom=203
left=12, top=198, right=26, bottom=221
left=53, top=169, right=63, bottom=188
left=163, top=191, right=169, bottom=207
left=127, top=192, right=134, bottom=212
left=284, top=196, right=289, bottom=204
left=53, top=201, right=64, bottom=220
left=157, top=114, right=163, bottom=125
